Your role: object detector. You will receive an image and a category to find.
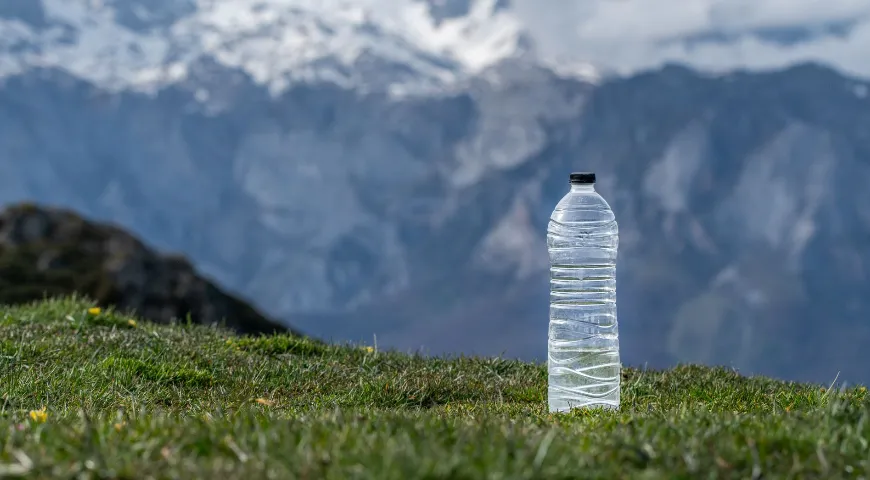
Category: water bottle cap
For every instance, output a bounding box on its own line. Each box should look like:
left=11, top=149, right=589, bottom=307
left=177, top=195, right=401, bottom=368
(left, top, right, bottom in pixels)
left=569, top=172, right=596, bottom=184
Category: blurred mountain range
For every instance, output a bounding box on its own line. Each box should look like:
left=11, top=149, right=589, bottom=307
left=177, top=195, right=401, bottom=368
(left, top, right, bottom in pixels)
left=1, top=0, right=869, bottom=384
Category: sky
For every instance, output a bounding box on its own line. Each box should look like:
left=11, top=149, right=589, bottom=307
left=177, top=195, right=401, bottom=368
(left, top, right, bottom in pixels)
left=510, top=0, right=870, bottom=79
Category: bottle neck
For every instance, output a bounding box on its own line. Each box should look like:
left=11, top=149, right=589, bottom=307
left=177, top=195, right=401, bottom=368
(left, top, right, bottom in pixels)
left=570, top=184, right=596, bottom=192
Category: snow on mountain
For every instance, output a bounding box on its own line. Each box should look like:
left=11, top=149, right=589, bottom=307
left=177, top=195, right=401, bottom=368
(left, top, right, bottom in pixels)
left=0, top=0, right=571, bottom=96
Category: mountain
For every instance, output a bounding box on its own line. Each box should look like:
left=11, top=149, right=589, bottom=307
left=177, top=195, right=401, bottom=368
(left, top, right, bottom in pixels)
left=0, top=203, right=291, bottom=335
left=1, top=0, right=869, bottom=384
left=0, top=0, right=553, bottom=95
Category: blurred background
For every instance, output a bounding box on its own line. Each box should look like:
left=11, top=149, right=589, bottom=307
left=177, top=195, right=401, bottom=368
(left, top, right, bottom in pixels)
left=1, top=0, right=868, bottom=385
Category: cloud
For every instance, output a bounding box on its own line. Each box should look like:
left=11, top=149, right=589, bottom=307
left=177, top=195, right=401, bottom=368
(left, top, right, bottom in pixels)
left=509, top=0, right=870, bottom=78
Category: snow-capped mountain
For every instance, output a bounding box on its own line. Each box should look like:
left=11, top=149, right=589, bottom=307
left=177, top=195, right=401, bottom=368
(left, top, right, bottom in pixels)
left=2, top=0, right=870, bottom=385
left=0, top=0, right=586, bottom=95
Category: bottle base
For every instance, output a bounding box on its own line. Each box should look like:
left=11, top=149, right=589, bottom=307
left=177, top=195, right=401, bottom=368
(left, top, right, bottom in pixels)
left=548, top=396, right=619, bottom=413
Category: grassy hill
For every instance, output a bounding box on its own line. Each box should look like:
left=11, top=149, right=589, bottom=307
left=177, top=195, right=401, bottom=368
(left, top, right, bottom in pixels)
left=0, top=298, right=867, bottom=479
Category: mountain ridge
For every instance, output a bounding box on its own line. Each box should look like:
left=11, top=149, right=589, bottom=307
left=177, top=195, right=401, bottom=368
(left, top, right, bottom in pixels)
left=0, top=0, right=576, bottom=96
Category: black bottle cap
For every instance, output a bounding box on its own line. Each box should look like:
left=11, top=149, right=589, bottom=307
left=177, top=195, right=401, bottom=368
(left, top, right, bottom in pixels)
left=569, top=172, right=596, bottom=184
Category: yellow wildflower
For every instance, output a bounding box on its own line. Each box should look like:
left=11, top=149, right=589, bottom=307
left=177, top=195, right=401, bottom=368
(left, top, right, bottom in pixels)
left=364, top=346, right=375, bottom=353
left=29, top=407, right=47, bottom=423
left=255, top=398, right=274, bottom=406
left=114, top=422, right=125, bottom=432
left=88, top=307, right=101, bottom=315
left=127, top=319, right=137, bottom=327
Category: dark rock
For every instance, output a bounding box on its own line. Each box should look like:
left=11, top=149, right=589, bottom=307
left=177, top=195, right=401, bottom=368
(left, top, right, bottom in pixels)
left=0, top=202, right=293, bottom=336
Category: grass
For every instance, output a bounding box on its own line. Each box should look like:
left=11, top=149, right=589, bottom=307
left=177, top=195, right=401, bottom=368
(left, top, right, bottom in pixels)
left=0, top=298, right=868, bottom=479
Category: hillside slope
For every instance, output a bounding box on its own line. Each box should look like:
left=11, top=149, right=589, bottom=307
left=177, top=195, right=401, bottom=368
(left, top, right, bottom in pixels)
left=0, top=203, right=291, bottom=335
left=0, top=298, right=868, bottom=478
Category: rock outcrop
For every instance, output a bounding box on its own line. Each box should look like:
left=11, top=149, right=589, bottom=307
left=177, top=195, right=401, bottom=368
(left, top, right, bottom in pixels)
left=0, top=203, right=292, bottom=335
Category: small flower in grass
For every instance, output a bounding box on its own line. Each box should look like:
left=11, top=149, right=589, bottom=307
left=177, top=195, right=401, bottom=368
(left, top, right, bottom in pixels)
left=255, top=398, right=274, bottom=406
left=860, top=386, right=867, bottom=393
left=363, top=346, right=375, bottom=353
left=114, top=422, right=125, bottom=432
left=127, top=319, right=137, bottom=328
left=88, top=307, right=102, bottom=315
left=29, top=407, right=47, bottom=424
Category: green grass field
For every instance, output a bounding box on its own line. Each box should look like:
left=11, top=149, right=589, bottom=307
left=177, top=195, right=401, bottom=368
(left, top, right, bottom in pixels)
left=0, top=297, right=868, bottom=479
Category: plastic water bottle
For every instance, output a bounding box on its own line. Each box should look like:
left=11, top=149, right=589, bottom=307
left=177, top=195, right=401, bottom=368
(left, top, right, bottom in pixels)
left=547, top=172, right=620, bottom=412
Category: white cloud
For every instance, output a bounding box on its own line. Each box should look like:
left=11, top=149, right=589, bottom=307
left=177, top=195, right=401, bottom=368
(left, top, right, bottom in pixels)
left=509, top=0, right=870, bottom=78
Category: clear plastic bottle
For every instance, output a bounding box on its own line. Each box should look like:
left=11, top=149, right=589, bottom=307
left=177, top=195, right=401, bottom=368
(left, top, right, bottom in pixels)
left=547, top=172, right=620, bottom=412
